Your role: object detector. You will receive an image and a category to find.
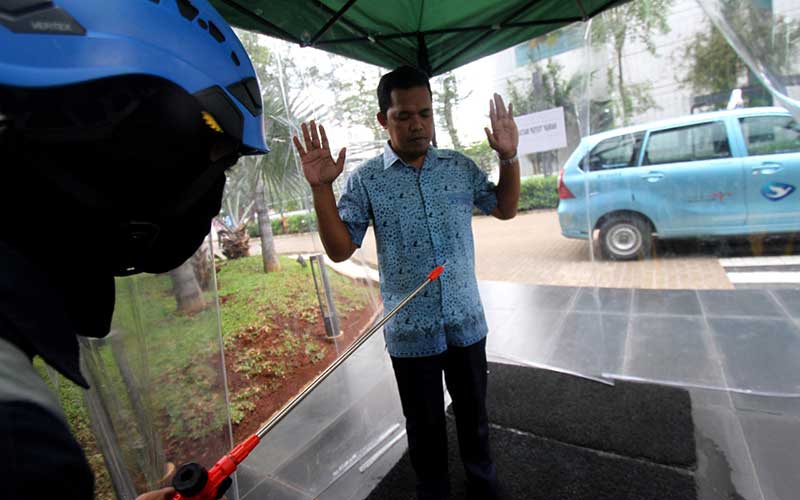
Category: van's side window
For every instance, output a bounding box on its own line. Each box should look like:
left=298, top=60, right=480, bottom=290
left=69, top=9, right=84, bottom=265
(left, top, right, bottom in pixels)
left=584, top=132, right=644, bottom=171
left=740, top=115, right=800, bottom=156
left=643, top=121, right=730, bottom=165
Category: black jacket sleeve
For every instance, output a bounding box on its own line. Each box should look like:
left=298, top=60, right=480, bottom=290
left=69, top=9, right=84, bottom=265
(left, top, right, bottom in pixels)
left=0, top=401, right=94, bottom=500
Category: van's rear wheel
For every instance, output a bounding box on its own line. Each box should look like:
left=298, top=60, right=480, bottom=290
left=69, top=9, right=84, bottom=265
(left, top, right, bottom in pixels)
left=598, top=215, right=652, bottom=260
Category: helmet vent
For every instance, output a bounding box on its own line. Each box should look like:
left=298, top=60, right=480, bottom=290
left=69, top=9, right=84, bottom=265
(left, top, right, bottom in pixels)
left=208, top=21, right=225, bottom=42
left=230, top=51, right=240, bottom=66
left=226, top=78, right=261, bottom=117
left=197, top=18, right=207, bottom=30
left=177, top=0, right=198, bottom=21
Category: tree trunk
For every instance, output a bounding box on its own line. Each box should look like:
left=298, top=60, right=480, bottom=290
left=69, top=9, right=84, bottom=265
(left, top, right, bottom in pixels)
left=615, top=39, right=630, bottom=124
left=255, top=175, right=281, bottom=273
left=442, top=74, right=462, bottom=150
left=191, top=242, right=211, bottom=291
left=168, top=259, right=206, bottom=314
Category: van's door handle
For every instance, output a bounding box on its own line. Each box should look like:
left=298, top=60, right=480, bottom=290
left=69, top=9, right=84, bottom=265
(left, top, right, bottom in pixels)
left=752, top=162, right=783, bottom=175
left=642, top=171, right=665, bottom=182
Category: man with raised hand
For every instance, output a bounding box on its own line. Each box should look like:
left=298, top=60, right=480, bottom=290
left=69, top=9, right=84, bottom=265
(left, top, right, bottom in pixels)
left=294, top=65, right=519, bottom=500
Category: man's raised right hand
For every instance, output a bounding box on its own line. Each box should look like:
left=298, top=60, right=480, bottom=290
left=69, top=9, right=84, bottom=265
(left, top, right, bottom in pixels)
left=293, top=121, right=346, bottom=187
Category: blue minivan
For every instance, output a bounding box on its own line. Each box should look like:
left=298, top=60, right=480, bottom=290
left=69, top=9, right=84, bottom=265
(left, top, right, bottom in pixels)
left=557, top=107, right=800, bottom=260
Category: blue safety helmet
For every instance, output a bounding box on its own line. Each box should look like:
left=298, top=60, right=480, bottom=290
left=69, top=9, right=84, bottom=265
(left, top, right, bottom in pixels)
left=0, top=0, right=272, bottom=277
left=0, top=0, right=268, bottom=154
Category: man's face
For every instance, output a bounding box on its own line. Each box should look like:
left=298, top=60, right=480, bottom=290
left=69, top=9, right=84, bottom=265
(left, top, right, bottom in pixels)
left=378, top=86, right=433, bottom=161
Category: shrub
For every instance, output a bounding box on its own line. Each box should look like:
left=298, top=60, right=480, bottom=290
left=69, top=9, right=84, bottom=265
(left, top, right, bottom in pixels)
left=518, top=175, right=558, bottom=210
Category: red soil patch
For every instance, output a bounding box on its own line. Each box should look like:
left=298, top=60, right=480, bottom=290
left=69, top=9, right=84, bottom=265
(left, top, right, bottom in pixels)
left=229, top=303, right=378, bottom=441
left=161, top=298, right=378, bottom=470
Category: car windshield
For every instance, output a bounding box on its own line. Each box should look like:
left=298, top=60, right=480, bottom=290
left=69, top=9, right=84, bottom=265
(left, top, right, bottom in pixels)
left=583, top=132, right=644, bottom=171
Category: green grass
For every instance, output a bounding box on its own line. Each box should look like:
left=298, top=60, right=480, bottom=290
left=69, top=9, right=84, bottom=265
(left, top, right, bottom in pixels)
left=234, top=347, right=268, bottom=379
left=110, top=275, right=228, bottom=442
left=217, top=255, right=369, bottom=342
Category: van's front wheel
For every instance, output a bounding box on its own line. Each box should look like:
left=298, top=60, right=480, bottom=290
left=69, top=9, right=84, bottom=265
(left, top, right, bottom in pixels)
left=598, top=215, right=652, bottom=260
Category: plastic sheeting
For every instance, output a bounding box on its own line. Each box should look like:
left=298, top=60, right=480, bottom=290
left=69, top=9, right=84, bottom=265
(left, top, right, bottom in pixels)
left=485, top=2, right=800, bottom=498
left=697, top=0, right=800, bottom=117
left=80, top=240, right=236, bottom=499
left=487, top=0, right=800, bottom=399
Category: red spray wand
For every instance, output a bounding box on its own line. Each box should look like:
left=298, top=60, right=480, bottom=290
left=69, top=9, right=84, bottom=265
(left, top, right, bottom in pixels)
left=169, top=264, right=446, bottom=500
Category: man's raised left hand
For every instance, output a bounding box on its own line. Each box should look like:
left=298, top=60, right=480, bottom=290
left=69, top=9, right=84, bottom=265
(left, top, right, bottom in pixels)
left=484, top=93, right=518, bottom=160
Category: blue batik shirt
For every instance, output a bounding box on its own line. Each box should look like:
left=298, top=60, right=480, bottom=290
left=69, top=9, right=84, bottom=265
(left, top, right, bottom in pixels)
left=337, top=142, right=498, bottom=358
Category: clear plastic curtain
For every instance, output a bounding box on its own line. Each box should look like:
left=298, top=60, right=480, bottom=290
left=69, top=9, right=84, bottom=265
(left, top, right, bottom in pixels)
left=497, top=0, right=800, bottom=399
left=483, top=21, right=616, bottom=387
left=221, top=40, right=395, bottom=499
left=697, top=0, right=800, bottom=117
left=549, top=2, right=799, bottom=498
left=80, top=238, right=237, bottom=499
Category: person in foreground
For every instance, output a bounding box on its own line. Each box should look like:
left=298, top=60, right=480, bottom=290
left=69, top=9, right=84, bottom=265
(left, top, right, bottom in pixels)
left=294, top=66, right=520, bottom=500
left=0, top=1, right=268, bottom=498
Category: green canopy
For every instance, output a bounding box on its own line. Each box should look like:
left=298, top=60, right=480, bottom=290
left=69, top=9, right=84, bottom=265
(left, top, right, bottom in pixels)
left=212, top=0, right=626, bottom=75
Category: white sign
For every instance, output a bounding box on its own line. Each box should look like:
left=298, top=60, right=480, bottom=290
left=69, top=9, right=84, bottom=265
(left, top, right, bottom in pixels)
left=514, top=107, right=567, bottom=155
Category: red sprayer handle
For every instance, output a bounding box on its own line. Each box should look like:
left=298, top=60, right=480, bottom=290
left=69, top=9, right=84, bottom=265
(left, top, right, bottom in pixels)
left=170, top=435, right=260, bottom=500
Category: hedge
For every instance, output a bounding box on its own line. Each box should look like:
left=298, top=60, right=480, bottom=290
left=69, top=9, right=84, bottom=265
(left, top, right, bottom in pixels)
left=249, top=176, right=558, bottom=237
left=248, top=212, right=318, bottom=237
left=518, top=175, right=558, bottom=210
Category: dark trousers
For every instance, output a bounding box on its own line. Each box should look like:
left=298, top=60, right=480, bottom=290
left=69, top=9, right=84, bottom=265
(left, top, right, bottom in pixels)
left=390, top=338, right=498, bottom=500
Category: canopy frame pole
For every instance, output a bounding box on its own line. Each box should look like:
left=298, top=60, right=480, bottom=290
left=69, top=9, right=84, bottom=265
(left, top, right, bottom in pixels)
left=307, top=0, right=360, bottom=46
left=311, top=0, right=417, bottom=68
left=316, top=18, right=584, bottom=46
left=432, top=0, right=556, bottom=74
left=575, top=0, right=588, bottom=20
left=416, top=32, right=437, bottom=146
left=216, top=0, right=302, bottom=44
left=416, top=32, right=432, bottom=76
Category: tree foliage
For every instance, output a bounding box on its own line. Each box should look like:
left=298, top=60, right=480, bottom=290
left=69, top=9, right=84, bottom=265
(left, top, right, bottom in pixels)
left=433, top=72, right=471, bottom=150
left=506, top=59, right=583, bottom=175
left=682, top=0, right=799, bottom=109
left=324, top=62, right=384, bottom=141
left=507, top=59, right=581, bottom=116
left=217, top=32, right=325, bottom=264
left=591, top=0, right=672, bottom=125
left=462, top=140, right=495, bottom=176
left=682, top=24, right=743, bottom=99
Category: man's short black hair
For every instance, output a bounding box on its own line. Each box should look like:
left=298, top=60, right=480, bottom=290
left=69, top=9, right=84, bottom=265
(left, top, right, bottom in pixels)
left=377, top=66, right=432, bottom=115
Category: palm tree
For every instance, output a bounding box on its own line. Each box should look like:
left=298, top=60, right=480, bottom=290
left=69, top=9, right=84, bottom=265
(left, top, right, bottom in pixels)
left=217, top=162, right=256, bottom=259
left=226, top=31, right=330, bottom=272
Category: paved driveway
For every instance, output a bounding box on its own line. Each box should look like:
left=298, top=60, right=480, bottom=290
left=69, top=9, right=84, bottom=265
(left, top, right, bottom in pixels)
left=470, top=210, right=734, bottom=289
left=267, top=210, right=735, bottom=289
